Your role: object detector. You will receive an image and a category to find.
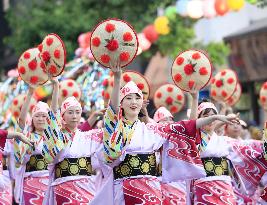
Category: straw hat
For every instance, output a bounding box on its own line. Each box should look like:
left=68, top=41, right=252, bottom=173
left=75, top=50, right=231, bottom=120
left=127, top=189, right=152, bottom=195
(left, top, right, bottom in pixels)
left=10, top=94, right=37, bottom=118
left=18, top=48, right=49, bottom=87
left=39, top=33, right=66, bottom=77
left=59, top=79, right=81, bottom=105
left=171, top=49, right=212, bottom=92
left=210, top=69, right=238, bottom=102
left=260, top=82, right=267, bottom=111
left=102, top=70, right=150, bottom=103
left=226, top=82, right=242, bottom=106
left=90, top=18, right=138, bottom=68
left=154, top=84, right=185, bottom=114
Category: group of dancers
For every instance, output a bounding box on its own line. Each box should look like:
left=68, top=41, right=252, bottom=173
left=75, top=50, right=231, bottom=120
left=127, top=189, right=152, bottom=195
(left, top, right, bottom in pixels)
left=0, top=60, right=266, bottom=205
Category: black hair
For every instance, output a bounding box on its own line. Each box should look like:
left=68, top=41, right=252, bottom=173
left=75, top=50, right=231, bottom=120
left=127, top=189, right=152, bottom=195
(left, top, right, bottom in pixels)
left=198, top=98, right=218, bottom=118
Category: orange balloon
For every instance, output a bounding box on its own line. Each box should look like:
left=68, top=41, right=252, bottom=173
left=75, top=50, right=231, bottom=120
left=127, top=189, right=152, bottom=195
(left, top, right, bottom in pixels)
left=215, top=0, right=229, bottom=16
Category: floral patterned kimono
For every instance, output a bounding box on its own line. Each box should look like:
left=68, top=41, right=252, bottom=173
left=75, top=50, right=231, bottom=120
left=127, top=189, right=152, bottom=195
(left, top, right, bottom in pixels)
left=226, top=138, right=267, bottom=204
left=14, top=125, right=49, bottom=205
left=0, top=130, right=12, bottom=205
left=94, top=106, right=205, bottom=205
left=42, top=110, right=104, bottom=205
left=191, top=131, right=238, bottom=205
left=2, top=139, right=16, bottom=204
left=191, top=130, right=267, bottom=205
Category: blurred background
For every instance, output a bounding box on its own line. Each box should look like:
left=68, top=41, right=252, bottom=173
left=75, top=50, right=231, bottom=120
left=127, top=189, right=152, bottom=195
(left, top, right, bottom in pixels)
left=0, top=0, right=267, bottom=127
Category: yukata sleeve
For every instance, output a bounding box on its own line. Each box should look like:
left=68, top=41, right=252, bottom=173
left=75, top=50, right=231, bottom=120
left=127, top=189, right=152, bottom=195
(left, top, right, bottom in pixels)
left=42, top=110, right=68, bottom=164
left=159, top=120, right=206, bottom=182
left=103, top=105, right=124, bottom=164
left=13, top=125, right=32, bottom=167
left=0, top=129, right=7, bottom=149
left=78, top=121, right=93, bottom=132
left=229, top=139, right=267, bottom=196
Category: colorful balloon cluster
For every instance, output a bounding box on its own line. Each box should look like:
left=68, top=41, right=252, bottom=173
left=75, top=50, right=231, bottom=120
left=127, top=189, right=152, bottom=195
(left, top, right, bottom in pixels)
left=132, top=0, right=257, bottom=54
left=175, top=0, right=256, bottom=19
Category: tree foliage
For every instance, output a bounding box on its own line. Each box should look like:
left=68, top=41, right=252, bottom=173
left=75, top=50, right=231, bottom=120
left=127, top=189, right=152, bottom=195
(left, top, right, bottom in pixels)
left=5, top=0, right=229, bottom=66
left=257, top=0, right=267, bottom=8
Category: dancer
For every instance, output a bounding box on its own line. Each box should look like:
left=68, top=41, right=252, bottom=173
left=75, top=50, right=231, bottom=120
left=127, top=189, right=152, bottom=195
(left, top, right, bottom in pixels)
left=42, top=96, right=104, bottom=205
left=0, top=129, right=31, bottom=205
left=14, top=77, right=58, bottom=205
left=101, top=63, right=237, bottom=205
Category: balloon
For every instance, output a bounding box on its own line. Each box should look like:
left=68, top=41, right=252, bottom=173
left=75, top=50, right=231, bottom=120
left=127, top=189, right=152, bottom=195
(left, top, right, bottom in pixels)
left=215, top=0, right=229, bottom=16
left=154, top=16, right=170, bottom=35
left=137, top=33, right=151, bottom=51
left=187, top=0, right=204, bottom=19
left=143, top=24, right=158, bottom=43
left=227, top=0, right=245, bottom=10
left=165, top=6, right=177, bottom=20
left=203, top=0, right=217, bottom=18
left=176, top=0, right=189, bottom=16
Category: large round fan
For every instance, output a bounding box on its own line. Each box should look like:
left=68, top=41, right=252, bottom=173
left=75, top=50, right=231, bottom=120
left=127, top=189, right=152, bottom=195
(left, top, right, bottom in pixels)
left=59, top=79, right=81, bottom=105
left=171, top=49, right=212, bottom=92
left=18, top=48, right=49, bottom=87
left=102, top=70, right=150, bottom=102
left=154, top=84, right=185, bottom=114
left=10, top=94, right=37, bottom=118
left=39, top=33, right=66, bottom=77
left=90, top=19, right=138, bottom=68
left=210, top=69, right=238, bottom=102
left=226, top=82, right=242, bottom=106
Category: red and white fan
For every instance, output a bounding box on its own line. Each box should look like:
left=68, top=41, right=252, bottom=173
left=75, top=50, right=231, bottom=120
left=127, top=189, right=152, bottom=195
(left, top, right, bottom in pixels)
left=171, top=49, right=212, bottom=92
left=10, top=94, right=37, bottom=118
left=59, top=79, right=81, bottom=105
left=210, top=69, right=238, bottom=102
left=154, top=84, right=185, bottom=114
left=226, top=82, right=242, bottom=106
left=18, top=48, right=49, bottom=87
left=90, top=19, right=138, bottom=68
left=102, top=70, right=150, bottom=102
left=39, top=33, right=66, bottom=77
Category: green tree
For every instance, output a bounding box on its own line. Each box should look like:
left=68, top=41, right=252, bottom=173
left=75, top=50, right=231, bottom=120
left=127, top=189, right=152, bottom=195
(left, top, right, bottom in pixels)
left=5, top=0, right=229, bottom=66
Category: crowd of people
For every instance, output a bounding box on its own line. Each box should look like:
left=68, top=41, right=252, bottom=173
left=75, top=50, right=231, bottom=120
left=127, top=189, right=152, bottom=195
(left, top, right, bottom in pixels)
left=0, top=19, right=266, bottom=205
left=0, top=61, right=266, bottom=205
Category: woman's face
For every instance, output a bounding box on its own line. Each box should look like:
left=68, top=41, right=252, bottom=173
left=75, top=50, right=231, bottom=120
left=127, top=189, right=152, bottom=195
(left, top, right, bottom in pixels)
left=121, top=93, right=143, bottom=121
left=199, top=109, right=217, bottom=132
left=62, top=106, right=82, bottom=130
left=225, top=122, right=242, bottom=139
left=32, top=112, right=48, bottom=132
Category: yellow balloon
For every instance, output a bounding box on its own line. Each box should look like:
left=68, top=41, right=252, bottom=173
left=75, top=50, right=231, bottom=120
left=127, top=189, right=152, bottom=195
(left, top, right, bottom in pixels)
left=154, top=16, right=170, bottom=35
left=227, top=0, right=244, bottom=10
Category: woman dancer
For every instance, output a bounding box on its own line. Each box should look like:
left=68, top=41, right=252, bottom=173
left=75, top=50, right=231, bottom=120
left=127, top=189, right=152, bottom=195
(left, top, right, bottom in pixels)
left=15, top=78, right=58, bottom=205
left=101, top=63, right=237, bottom=205
left=42, top=95, right=104, bottom=205
left=0, top=129, right=31, bottom=205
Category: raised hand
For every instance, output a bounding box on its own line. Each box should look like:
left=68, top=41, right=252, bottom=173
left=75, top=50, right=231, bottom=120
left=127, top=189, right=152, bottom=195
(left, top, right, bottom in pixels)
left=109, top=58, right=122, bottom=74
